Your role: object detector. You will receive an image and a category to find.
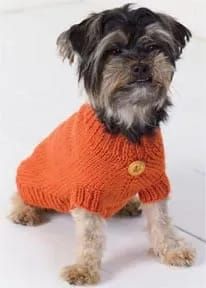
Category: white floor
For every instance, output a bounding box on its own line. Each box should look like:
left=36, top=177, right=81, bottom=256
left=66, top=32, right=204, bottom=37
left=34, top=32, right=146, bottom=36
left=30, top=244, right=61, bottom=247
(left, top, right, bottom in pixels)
left=0, top=1, right=205, bottom=287
left=0, top=215, right=205, bottom=288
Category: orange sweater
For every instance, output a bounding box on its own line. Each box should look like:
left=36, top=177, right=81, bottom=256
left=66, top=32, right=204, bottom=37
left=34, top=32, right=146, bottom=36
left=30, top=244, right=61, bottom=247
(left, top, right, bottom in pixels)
left=16, top=104, right=170, bottom=218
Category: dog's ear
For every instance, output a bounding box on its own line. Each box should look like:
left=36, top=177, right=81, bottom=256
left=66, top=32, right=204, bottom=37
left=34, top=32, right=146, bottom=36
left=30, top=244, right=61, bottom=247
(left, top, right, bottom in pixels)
left=158, top=13, right=192, bottom=59
left=56, top=26, right=76, bottom=64
left=57, top=13, right=102, bottom=64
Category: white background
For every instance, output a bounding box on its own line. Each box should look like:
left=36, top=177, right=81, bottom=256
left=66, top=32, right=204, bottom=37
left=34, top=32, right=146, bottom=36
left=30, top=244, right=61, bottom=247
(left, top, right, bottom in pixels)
left=0, top=1, right=205, bottom=288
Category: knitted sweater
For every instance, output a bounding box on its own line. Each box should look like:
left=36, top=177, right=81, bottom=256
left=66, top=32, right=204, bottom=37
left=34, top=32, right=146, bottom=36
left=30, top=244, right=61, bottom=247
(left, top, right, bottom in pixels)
left=16, top=104, right=170, bottom=218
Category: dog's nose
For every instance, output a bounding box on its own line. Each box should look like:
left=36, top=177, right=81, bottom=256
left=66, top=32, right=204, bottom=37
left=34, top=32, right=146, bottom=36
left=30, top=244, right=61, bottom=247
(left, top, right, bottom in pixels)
left=132, top=63, right=151, bottom=82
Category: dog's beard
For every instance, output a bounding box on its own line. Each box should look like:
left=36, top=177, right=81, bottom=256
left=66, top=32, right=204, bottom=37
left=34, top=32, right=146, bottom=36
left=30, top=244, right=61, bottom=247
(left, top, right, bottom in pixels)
left=95, top=83, right=171, bottom=142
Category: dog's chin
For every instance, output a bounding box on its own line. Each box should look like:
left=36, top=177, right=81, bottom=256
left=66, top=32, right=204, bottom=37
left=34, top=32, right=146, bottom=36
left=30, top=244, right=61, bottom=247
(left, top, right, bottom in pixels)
left=98, top=80, right=171, bottom=142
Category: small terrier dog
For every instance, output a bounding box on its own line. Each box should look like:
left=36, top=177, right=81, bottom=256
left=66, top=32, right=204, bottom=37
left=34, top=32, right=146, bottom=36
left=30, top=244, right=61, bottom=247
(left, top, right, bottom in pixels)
left=10, top=5, right=195, bottom=285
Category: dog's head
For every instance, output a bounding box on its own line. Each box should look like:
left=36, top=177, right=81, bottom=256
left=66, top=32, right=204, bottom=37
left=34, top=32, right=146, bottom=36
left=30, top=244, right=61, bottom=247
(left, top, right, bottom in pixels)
left=57, top=5, right=191, bottom=141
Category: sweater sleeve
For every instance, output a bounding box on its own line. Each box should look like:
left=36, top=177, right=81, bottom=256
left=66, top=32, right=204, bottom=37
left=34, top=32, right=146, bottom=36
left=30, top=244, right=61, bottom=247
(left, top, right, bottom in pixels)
left=138, top=173, right=170, bottom=203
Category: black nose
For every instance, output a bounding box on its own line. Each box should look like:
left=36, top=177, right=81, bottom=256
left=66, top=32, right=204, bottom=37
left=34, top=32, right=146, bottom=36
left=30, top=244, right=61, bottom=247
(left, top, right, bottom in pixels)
left=132, top=63, right=151, bottom=82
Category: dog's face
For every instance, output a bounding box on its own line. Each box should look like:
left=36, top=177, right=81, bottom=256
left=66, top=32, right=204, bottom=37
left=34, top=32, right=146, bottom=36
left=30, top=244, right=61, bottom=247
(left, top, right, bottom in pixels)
left=57, top=5, right=191, bottom=141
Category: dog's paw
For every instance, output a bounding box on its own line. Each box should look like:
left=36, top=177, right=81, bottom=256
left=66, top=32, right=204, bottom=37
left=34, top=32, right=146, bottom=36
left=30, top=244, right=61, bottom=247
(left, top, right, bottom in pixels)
left=116, top=197, right=142, bottom=217
left=61, top=264, right=100, bottom=285
left=161, top=246, right=196, bottom=267
left=9, top=208, right=43, bottom=226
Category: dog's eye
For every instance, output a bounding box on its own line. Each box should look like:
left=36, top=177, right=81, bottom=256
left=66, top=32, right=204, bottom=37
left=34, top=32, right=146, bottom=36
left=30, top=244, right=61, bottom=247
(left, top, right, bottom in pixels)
left=147, top=45, right=158, bottom=52
left=111, top=47, right=122, bottom=55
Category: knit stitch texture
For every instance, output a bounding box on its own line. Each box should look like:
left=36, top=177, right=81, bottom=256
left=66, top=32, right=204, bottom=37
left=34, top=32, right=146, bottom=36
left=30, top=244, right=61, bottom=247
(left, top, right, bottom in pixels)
left=16, top=104, right=170, bottom=218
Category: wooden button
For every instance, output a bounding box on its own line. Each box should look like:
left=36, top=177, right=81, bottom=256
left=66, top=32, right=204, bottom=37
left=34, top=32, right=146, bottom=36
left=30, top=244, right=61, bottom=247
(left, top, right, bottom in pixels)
left=128, top=161, right=145, bottom=176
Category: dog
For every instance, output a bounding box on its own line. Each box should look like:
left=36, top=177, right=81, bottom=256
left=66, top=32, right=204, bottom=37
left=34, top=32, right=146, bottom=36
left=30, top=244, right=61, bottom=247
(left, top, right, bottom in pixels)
left=9, top=4, right=195, bottom=285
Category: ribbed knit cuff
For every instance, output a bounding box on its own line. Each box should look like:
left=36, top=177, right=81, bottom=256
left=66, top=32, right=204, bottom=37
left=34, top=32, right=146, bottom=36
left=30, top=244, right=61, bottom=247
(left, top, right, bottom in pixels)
left=138, top=174, right=170, bottom=203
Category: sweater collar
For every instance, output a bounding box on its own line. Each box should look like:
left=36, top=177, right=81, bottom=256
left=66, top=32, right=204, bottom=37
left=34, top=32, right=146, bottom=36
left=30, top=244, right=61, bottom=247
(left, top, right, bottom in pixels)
left=79, top=104, right=162, bottom=163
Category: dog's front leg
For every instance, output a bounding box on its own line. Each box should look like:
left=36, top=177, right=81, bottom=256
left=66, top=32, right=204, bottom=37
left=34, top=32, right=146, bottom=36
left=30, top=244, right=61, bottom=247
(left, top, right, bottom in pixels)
left=143, top=200, right=195, bottom=266
left=61, top=208, right=105, bottom=285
